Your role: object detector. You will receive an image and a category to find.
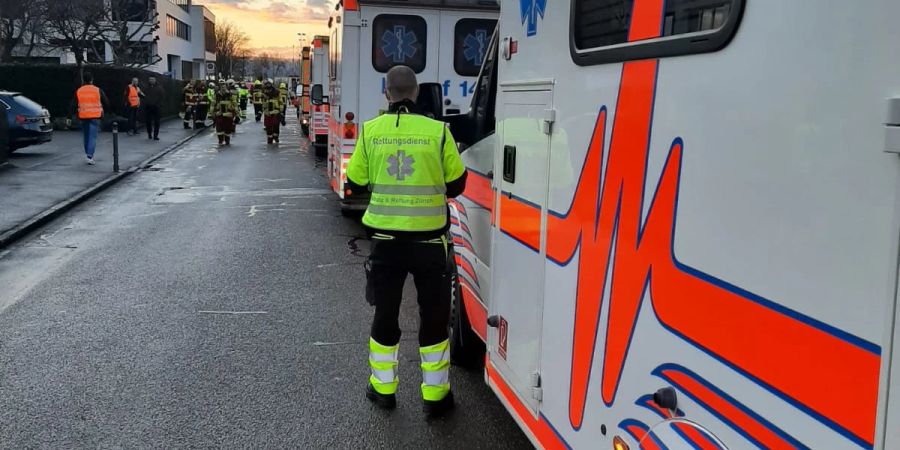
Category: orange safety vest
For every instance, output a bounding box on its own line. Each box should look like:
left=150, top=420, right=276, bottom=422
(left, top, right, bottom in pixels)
left=77, top=85, right=103, bottom=120
left=128, top=85, right=140, bottom=107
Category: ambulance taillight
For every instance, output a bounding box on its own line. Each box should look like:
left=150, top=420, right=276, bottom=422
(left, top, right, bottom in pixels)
left=344, top=112, right=357, bottom=139
left=612, top=436, right=630, bottom=450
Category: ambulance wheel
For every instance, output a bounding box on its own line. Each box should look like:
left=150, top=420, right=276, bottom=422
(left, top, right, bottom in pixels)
left=450, top=273, right=485, bottom=370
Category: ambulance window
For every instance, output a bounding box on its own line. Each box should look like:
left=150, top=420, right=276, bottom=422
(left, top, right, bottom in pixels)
left=453, top=19, right=497, bottom=77
left=372, top=14, right=427, bottom=74
left=570, top=0, right=744, bottom=65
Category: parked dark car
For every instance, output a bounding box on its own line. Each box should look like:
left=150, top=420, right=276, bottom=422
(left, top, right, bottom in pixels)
left=0, top=91, right=53, bottom=152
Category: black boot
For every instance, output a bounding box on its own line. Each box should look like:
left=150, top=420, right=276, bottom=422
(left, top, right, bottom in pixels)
left=366, top=384, right=397, bottom=410
left=224, top=136, right=231, bottom=146
left=217, top=136, right=224, bottom=145
left=423, top=391, right=455, bottom=418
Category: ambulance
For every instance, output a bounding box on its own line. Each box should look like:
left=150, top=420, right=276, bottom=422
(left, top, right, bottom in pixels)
left=309, top=35, right=330, bottom=157
left=299, top=45, right=312, bottom=136
left=319, top=0, right=499, bottom=212
left=428, top=0, right=900, bottom=449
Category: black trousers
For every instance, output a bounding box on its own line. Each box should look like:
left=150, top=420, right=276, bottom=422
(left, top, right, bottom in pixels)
left=367, top=238, right=452, bottom=348
left=127, top=106, right=140, bottom=133
left=145, top=105, right=161, bottom=138
left=195, top=104, right=208, bottom=127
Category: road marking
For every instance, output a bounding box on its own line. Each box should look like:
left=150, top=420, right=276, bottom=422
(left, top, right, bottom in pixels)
left=312, top=341, right=357, bottom=347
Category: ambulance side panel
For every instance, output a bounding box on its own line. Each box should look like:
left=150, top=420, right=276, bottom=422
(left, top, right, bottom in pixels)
left=328, top=10, right=362, bottom=197
left=480, top=1, right=900, bottom=449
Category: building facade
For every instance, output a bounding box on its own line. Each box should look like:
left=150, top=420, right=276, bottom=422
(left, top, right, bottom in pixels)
left=8, top=0, right=216, bottom=81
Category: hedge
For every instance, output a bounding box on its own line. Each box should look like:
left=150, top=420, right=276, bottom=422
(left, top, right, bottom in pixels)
left=0, top=64, right=186, bottom=129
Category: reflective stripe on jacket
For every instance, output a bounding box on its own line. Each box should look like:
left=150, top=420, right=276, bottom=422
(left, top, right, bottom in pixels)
left=77, top=85, right=103, bottom=120
left=346, top=112, right=466, bottom=232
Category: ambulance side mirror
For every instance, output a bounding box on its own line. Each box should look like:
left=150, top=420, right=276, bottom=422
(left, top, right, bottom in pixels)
left=311, top=84, right=324, bottom=105
left=416, top=82, right=444, bottom=121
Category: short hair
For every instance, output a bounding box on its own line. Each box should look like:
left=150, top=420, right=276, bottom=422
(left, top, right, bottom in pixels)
left=384, top=65, right=418, bottom=102
left=83, top=72, right=93, bottom=84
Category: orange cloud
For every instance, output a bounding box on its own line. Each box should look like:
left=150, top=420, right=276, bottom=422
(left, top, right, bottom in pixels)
left=204, top=1, right=331, bottom=50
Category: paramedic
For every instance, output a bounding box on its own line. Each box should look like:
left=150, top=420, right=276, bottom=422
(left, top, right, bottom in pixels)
left=345, top=65, right=467, bottom=417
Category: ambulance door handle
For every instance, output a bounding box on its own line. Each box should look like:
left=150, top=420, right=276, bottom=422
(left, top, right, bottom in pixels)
left=885, top=97, right=900, bottom=154
left=503, top=145, right=517, bottom=183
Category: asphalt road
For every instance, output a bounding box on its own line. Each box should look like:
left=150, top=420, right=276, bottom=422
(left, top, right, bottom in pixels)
left=0, top=114, right=530, bottom=449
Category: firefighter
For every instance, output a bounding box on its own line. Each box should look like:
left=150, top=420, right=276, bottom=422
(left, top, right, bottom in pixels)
left=263, top=80, right=284, bottom=144
left=206, top=81, right=217, bottom=117
left=182, top=82, right=197, bottom=129
left=194, top=80, right=209, bottom=129
left=279, top=82, right=289, bottom=126
left=238, top=83, right=250, bottom=119
left=252, top=80, right=264, bottom=122
left=345, top=66, right=467, bottom=417
left=213, top=83, right=239, bottom=146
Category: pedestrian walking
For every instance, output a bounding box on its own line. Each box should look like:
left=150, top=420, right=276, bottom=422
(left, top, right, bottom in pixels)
left=182, top=83, right=197, bottom=129
left=68, top=72, right=111, bottom=165
left=125, top=77, right=143, bottom=135
left=238, top=83, right=250, bottom=119
left=252, top=80, right=265, bottom=123
left=263, top=80, right=284, bottom=144
left=194, top=80, right=209, bottom=129
left=142, top=76, right=165, bottom=140
left=213, top=83, right=239, bottom=146
left=345, top=65, right=468, bottom=417
left=279, top=82, right=289, bottom=126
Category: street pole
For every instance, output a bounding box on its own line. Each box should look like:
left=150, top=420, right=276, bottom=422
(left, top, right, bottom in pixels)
left=112, top=122, right=119, bottom=172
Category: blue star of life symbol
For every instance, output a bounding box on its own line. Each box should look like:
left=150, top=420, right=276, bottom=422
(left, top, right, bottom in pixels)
left=387, top=150, right=415, bottom=181
left=381, top=25, right=418, bottom=64
left=463, top=29, right=489, bottom=65
left=520, top=0, right=547, bottom=37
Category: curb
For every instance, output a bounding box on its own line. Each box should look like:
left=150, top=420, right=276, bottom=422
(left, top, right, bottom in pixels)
left=0, top=127, right=209, bottom=249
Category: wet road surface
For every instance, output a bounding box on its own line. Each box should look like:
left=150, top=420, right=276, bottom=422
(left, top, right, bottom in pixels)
left=0, top=116, right=531, bottom=449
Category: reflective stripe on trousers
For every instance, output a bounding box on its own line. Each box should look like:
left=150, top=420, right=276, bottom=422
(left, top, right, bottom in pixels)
left=369, top=338, right=399, bottom=395
left=420, top=339, right=450, bottom=401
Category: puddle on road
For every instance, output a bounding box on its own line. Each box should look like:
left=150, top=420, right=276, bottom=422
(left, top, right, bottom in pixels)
left=347, top=236, right=368, bottom=257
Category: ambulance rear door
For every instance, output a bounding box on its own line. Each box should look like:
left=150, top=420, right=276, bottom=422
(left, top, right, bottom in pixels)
left=359, top=7, right=439, bottom=121
left=437, top=10, right=497, bottom=115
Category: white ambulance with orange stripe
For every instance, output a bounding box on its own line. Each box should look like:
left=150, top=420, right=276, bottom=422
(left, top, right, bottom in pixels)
left=308, top=35, right=331, bottom=157
left=320, top=0, right=498, bottom=213
left=425, top=0, right=900, bottom=449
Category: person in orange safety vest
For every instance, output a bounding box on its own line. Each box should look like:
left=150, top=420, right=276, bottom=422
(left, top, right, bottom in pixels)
left=68, top=72, right=111, bottom=165
left=124, top=77, right=144, bottom=136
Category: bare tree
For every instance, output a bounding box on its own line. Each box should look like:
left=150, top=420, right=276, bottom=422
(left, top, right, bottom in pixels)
left=254, top=52, right=273, bottom=78
left=215, top=21, right=249, bottom=78
left=95, top=0, right=161, bottom=68
left=0, top=0, right=47, bottom=62
left=43, top=0, right=106, bottom=81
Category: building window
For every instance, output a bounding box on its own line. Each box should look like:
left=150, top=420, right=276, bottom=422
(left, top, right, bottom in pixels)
left=113, top=0, right=150, bottom=21
left=570, top=0, right=744, bottom=66
left=372, top=14, right=427, bottom=74
left=454, top=18, right=496, bottom=76
left=121, top=41, right=154, bottom=64
left=86, top=40, right=106, bottom=63
left=204, top=19, right=216, bottom=53
left=169, top=0, right=190, bottom=13
left=166, top=15, right=191, bottom=41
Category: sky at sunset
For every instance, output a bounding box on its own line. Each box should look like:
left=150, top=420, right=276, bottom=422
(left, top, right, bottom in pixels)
left=202, top=0, right=334, bottom=57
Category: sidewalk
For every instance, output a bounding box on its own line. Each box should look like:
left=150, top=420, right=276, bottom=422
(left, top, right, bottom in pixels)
left=0, top=119, right=205, bottom=240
